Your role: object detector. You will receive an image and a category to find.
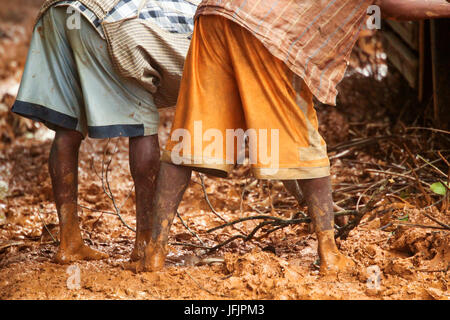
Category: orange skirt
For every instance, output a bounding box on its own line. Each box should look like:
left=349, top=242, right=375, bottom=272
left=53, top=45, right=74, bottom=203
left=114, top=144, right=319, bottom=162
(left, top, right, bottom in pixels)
left=162, top=15, right=330, bottom=180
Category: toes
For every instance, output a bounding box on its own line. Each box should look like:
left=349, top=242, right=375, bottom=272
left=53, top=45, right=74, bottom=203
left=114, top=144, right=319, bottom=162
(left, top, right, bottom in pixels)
left=122, top=261, right=138, bottom=273
left=53, top=245, right=107, bottom=264
left=130, top=248, right=143, bottom=262
left=82, top=247, right=108, bottom=261
left=53, top=253, right=73, bottom=265
left=320, top=254, right=356, bottom=277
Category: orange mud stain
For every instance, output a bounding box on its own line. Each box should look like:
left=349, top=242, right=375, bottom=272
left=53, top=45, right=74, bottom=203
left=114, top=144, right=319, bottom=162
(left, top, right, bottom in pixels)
left=37, top=26, right=43, bottom=38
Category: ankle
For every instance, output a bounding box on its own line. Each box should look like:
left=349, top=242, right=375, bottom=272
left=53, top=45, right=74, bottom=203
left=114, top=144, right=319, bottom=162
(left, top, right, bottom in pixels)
left=316, top=229, right=339, bottom=256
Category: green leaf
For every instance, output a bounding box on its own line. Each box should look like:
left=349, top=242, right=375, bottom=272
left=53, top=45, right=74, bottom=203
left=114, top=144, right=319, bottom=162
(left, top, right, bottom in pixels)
left=398, top=214, right=409, bottom=222
left=430, top=182, right=448, bottom=196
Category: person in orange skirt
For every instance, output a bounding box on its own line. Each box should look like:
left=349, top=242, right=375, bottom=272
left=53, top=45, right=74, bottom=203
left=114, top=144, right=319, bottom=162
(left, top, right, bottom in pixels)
left=135, top=0, right=450, bottom=275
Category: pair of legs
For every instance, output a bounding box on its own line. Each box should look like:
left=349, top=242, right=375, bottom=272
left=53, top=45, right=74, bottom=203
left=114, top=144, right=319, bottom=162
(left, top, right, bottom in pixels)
left=133, top=16, right=354, bottom=275
left=136, top=162, right=354, bottom=275
left=283, top=180, right=349, bottom=228
left=50, top=127, right=159, bottom=264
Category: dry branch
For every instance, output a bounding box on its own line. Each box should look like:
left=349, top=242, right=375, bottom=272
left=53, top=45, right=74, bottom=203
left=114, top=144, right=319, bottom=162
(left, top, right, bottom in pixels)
left=336, top=181, right=388, bottom=239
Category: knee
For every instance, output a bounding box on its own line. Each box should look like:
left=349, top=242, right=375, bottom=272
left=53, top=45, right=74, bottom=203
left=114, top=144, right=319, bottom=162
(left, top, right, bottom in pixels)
left=129, top=135, right=160, bottom=181
left=53, top=129, right=83, bottom=152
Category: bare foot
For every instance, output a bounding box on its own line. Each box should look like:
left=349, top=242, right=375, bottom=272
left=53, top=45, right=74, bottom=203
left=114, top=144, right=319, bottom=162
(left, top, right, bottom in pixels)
left=319, top=250, right=355, bottom=276
left=135, top=242, right=167, bottom=273
left=54, top=243, right=108, bottom=264
left=130, top=246, right=143, bottom=262
left=316, top=230, right=355, bottom=276
left=130, top=230, right=151, bottom=262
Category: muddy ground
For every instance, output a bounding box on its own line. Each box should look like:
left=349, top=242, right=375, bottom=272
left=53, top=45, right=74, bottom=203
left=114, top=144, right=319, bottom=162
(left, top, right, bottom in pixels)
left=0, top=0, right=449, bottom=300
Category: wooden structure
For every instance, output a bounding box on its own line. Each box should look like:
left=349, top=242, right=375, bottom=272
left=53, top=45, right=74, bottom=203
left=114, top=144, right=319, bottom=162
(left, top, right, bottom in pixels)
left=382, top=19, right=450, bottom=129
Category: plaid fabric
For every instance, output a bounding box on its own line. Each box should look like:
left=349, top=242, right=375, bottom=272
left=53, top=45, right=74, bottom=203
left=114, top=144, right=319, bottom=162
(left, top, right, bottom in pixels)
left=36, top=0, right=199, bottom=108
left=196, top=0, right=374, bottom=106
left=56, top=1, right=103, bottom=33
left=56, top=0, right=197, bottom=36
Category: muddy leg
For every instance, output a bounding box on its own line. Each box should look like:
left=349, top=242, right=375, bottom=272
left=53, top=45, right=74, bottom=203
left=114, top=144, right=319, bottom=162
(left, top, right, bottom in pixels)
left=282, top=180, right=305, bottom=205
left=50, top=128, right=107, bottom=264
left=282, top=180, right=315, bottom=233
left=129, top=135, right=160, bottom=261
left=297, top=176, right=354, bottom=276
left=136, top=162, right=192, bottom=272
left=283, top=180, right=348, bottom=228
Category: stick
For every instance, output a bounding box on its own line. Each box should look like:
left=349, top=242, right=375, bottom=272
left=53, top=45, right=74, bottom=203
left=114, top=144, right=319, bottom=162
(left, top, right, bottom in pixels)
left=198, top=173, right=228, bottom=223
left=101, top=139, right=136, bottom=232
left=406, top=127, right=450, bottom=135
left=328, top=135, right=404, bottom=152
left=394, top=222, right=448, bottom=230
left=422, top=213, right=450, bottom=230
left=176, top=211, right=207, bottom=246
left=206, top=215, right=311, bottom=253
left=417, top=155, right=447, bottom=178
left=78, top=205, right=116, bottom=216
left=207, top=215, right=309, bottom=233
left=337, top=181, right=388, bottom=239
left=364, top=169, right=432, bottom=187
left=37, top=210, right=58, bottom=244
left=170, top=241, right=212, bottom=250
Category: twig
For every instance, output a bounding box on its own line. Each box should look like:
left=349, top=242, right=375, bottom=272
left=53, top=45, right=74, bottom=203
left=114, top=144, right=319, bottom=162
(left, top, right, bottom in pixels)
left=169, top=241, right=212, bottom=250
left=337, top=181, right=388, bottom=239
left=98, top=139, right=136, bottom=232
left=198, top=173, right=228, bottom=223
left=334, top=210, right=359, bottom=217
left=266, top=180, right=275, bottom=213
left=406, top=127, right=450, bottom=135
left=422, top=213, right=450, bottom=230
left=329, top=149, right=352, bottom=160
left=206, top=215, right=310, bottom=253
left=207, top=215, right=308, bottom=233
left=37, top=210, right=58, bottom=244
left=405, top=162, right=432, bottom=206
left=438, top=179, right=450, bottom=192
left=416, top=268, right=449, bottom=273
left=437, top=151, right=450, bottom=167
left=364, top=169, right=431, bottom=187
left=240, top=178, right=257, bottom=212
left=394, top=222, right=448, bottom=230
left=176, top=211, right=206, bottom=246
left=196, top=173, right=249, bottom=237
left=417, top=155, right=447, bottom=178
left=423, top=198, right=443, bottom=210
left=77, top=204, right=116, bottom=216
left=437, top=151, right=450, bottom=211
left=328, top=135, right=403, bottom=152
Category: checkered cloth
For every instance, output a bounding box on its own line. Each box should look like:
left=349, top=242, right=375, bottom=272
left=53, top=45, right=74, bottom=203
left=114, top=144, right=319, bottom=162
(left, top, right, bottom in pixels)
left=37, top=0, right=199, bottom=108
left=57, top=0, right=197, bottom=36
